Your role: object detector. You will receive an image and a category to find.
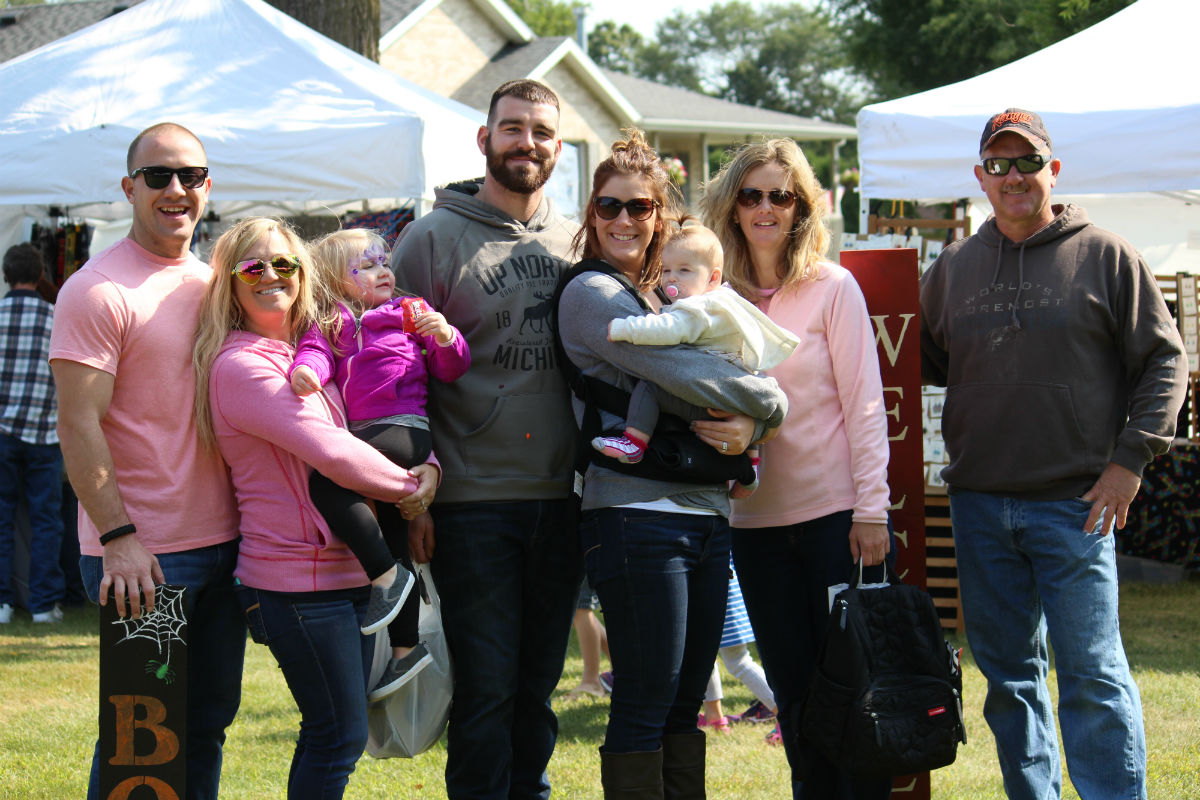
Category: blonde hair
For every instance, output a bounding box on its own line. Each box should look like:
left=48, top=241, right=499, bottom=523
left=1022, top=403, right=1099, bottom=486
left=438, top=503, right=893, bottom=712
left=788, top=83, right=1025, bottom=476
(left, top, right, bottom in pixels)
left=192, top=217, right=321, bottom=449
left=573, top=128, right=682, bottom=292
left=663, top=218, right=724, bottom=277
left=307, top=228, right=402, bottom=348
left=701, top=138, right=828, bottom=299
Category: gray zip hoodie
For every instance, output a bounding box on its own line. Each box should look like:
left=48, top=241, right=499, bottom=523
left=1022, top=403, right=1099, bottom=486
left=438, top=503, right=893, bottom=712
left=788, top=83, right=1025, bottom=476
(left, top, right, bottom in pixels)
left=920, top=203, right=1187, bottom=499
left=391, top=183, right=580, bottom=503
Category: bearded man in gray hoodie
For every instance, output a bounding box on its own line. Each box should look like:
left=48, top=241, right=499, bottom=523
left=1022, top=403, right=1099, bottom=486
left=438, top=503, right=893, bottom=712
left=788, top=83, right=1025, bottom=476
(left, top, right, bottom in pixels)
left=391, top=79, right=581, bottom=800
left=920, top=109, right=1186, bottom=800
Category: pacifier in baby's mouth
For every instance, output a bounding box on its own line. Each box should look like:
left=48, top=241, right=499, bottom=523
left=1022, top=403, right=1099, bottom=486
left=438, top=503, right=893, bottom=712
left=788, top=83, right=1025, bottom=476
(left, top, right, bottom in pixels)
left=665, top=285, right=679, bottom=298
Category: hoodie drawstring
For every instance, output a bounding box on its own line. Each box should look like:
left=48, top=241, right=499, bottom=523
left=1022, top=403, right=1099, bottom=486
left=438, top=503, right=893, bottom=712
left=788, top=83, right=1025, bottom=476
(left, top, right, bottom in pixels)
left=990, top=237, right=1025, bottom=331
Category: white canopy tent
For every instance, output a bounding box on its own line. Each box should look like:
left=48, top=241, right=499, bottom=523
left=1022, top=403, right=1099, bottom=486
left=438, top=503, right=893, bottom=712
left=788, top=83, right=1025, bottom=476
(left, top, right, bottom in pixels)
left=0, top=0, right=491, bottom=252
left=855, top=0, right=1200, bottom=273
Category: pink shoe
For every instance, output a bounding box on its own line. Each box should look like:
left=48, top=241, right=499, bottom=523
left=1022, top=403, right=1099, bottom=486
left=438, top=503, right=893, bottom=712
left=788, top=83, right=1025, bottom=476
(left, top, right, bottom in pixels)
left=697, top=714, right=731, bottom=734
left=591, top=435, right=644, bottom=464
left=765, top=721, right=782, bottom=745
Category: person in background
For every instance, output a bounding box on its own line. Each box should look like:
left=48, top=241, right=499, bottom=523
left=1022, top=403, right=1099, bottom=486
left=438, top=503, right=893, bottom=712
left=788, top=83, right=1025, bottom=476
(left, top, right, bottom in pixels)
left=702, top=138, right=893, bottom=800
left=696, top=558, right=777, bottom=740
left=920, top=108, right=1186, bottom=800
left=50, top=123, right=243, bottom=800
left=562, top=577, right=612, bottom=701
left=0, top=243, right=65, bottom=624
left=390, top=79, right=583, bottom=799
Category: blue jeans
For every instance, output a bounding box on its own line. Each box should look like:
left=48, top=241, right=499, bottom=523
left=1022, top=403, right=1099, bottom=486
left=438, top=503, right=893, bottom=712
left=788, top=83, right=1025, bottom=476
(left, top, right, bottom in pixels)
left=732, top=511, right=893, bottom=800
left=950, top=491, right=1146, bottom=800
left=583, top=507, right=730, bottom=753
left=0, top=434, right=65, bottom=613
left=82, top=539, right=246, bottom=800
left=430, top=499, right=582, bottom=800
left=238, top=584, right=372, bottom=800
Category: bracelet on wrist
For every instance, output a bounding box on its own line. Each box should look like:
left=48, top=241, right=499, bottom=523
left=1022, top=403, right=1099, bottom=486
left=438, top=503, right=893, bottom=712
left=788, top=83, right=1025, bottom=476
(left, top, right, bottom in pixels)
left=99, top=523, right=137, bottom=545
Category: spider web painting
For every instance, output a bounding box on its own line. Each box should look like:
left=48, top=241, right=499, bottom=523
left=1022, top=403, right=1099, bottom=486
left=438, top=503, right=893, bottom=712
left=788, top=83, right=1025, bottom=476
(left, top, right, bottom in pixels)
left=109, top=584, right=188, bottom=684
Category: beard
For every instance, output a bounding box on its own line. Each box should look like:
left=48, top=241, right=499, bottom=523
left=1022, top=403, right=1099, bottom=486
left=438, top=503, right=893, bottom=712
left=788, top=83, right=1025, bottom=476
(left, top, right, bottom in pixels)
left=484, top=134, right=556, bottom=194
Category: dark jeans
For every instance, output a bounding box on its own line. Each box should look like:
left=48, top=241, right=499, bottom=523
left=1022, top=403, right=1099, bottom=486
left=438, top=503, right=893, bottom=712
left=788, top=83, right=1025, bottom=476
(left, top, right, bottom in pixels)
left=309, top=423, right=430, bottom=646
left=82, top=539, right=246, bottom=800
left=732, top=511, right=893, bottom=800
left=583, top=507, right=730, bottom=753
left=0, top=434, right=65, bottom=613
left=430, top=499, right=581, bottom=800
left=238, top=584, right=373, bottom=800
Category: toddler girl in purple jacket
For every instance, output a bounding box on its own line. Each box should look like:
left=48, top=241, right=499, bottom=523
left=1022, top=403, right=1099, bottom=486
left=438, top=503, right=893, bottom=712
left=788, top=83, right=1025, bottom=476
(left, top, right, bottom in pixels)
left=290, top=228, right=470, bottom=701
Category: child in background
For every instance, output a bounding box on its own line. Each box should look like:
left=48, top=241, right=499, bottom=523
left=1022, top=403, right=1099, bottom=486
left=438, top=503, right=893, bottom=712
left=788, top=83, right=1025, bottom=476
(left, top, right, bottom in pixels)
left=290, top=229, right=470, bottom=701
left=697, top=557, right=779, bottom=739
left=595, top=221, right=800, bottom=496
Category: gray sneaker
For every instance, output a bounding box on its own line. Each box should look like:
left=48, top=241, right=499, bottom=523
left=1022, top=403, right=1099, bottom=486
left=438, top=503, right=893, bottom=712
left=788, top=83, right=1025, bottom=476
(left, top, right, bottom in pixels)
left=367, top=643, right=434, bottom=702
left=361, top=564, right=414, bottom=635
left=32, top=606, right=63, bottom=624
left=0, top=603, right=12, bottom=624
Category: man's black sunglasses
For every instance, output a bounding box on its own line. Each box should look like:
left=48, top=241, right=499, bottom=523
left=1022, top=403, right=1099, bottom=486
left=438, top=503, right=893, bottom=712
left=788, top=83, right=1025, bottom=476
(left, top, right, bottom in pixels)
left=593, top=196, right=659, bottom=221
left=130, top=166, right=209, bottom=190
left=980, top=154, right=1050, bottom=176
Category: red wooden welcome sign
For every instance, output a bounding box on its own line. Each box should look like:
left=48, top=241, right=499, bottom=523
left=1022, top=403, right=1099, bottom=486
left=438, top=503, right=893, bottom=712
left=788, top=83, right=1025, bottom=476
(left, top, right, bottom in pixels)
left=841, top=248, right=929, bottom=799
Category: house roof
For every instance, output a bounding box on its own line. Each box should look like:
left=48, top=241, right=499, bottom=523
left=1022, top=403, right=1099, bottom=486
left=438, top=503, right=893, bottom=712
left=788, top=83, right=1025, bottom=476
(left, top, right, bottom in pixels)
left=380, top=0, right=531, bottom=51
left=0, top=0, right=143, bottom=63
left=453, top=36, right=637, bottom=123
left=602, top=69, right=857, bottom=141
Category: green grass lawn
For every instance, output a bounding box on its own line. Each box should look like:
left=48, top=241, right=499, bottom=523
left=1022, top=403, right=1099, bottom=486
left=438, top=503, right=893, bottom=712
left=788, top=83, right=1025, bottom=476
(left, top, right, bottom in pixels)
left=1, top=581, right=1197, bottom=799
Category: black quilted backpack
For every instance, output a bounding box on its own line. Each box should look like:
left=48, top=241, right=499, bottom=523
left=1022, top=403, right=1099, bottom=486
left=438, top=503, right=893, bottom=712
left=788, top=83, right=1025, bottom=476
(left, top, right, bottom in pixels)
left=801, top=563, right=966, bottom=778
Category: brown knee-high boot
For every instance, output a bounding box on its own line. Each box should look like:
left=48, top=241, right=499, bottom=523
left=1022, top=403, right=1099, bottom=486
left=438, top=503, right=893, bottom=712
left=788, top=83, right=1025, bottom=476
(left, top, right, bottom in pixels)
left=600, top=747, right=665, bottom=799
left=661, top=732, right=706, bottom=799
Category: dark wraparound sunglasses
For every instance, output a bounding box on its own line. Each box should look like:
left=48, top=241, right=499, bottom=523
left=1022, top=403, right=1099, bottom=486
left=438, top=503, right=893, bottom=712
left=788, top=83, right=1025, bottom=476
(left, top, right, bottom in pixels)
left=980, top=154, right=1050, bottom=176
left=735, top=188, right=798, bottom=209
left=593, top=196, right=659, bottom=221
left=130, top=166, right=209, bottom=189
left=232, top=254, right=302, bottom=285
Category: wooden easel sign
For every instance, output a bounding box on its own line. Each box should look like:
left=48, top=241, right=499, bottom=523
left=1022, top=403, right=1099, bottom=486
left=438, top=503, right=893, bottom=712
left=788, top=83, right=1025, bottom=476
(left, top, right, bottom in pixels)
left=98, top=584, right=188, bottom=800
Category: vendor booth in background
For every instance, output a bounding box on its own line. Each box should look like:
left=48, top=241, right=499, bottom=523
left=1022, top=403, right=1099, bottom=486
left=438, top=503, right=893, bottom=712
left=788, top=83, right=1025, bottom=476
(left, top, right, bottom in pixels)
left=855, top=0, right=1200, bottom=278
left=0, top=0, right=489, bottom=259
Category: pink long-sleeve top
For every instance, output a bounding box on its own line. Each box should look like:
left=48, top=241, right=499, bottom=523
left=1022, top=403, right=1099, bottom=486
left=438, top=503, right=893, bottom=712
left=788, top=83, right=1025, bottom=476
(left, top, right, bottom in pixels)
left=730, top=261, right=891, bottom=529
left=209, top=331, right=420, bottom=593
left=290, top=298, right=470, bottom=423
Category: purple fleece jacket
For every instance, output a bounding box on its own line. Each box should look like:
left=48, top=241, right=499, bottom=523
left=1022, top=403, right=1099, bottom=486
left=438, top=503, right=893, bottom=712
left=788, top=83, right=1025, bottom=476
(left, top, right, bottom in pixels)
left=291, top=298, right=470, bottom=423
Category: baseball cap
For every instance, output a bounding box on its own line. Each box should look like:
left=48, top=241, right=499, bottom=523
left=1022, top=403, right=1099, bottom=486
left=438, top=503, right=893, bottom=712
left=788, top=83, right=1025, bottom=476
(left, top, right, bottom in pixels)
left=979, top=108, right=1052, bottom=155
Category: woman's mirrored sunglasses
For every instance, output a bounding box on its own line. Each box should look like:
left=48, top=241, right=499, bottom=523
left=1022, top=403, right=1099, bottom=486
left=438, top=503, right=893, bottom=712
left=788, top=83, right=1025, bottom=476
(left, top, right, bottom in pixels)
left=129, top=166, right=209, bottom=190
left=593, top=196, right=659, bottom=221
left=980, top=154, right=1050, bottom=176
left=735, top=188, right=798, bottom=209
left=232, top=254, right=302, bottom=285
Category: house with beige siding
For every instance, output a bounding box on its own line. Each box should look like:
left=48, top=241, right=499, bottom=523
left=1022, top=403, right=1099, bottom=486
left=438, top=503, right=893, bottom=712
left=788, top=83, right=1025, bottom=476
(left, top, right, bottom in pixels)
left=379, top=0, right=855, bottom=210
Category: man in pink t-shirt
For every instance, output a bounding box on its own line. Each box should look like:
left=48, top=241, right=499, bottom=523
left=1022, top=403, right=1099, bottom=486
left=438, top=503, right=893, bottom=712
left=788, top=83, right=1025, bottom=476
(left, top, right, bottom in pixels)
left=49, top=123, right=243, bottom=800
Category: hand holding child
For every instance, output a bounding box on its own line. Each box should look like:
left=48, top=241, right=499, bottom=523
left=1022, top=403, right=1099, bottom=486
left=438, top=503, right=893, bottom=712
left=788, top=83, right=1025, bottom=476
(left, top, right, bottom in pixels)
left=291, top=365, right=322, bottom=396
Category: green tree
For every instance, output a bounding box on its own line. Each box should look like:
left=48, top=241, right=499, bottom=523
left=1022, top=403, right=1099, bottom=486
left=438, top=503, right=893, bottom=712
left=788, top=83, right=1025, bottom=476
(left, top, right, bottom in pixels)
left=590, top=1, right=864, bottom=123
left=827, top=0, right=1135, bottom=100
left=505, top=0, right=580, bottom=37
left=587, top=20, right=645, bottom=74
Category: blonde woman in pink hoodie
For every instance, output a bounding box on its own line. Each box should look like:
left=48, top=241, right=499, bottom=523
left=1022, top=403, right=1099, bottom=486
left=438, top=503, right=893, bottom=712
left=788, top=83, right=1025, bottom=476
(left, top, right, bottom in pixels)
left=703, top=140, right=894, bottom=800
left=191, top=217, right=438, bottom=800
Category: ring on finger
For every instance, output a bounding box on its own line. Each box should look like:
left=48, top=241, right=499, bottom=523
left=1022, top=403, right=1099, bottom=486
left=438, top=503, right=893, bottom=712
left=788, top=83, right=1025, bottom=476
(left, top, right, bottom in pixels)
left=721, top=441, right=728, bottom=452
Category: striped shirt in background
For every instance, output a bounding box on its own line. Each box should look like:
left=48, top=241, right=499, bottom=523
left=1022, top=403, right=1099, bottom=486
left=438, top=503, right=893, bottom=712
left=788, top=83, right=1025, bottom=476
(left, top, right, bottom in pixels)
left=0, top=289, right=58, bottom=446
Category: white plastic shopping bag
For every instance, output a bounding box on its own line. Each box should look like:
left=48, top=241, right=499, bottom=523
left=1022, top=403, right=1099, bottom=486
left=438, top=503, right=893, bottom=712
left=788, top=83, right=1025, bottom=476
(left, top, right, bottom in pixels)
left=365, top=563, right=453, bottom=758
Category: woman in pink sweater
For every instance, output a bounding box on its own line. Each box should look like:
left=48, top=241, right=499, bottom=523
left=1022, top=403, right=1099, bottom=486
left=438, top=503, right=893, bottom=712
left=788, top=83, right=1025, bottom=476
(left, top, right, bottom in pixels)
left=192, top=217, right=436, bottom=800
left=703, top=140, right=894, bottom=799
